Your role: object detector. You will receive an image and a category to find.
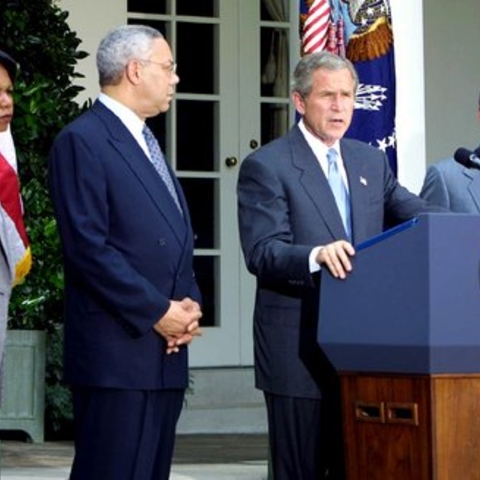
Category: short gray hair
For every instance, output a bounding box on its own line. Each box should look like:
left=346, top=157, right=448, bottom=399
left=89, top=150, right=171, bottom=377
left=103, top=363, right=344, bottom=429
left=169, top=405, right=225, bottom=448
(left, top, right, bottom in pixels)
left=96, top=24, right=164, bottom=86
left=291, top=51, right=359, bottom=98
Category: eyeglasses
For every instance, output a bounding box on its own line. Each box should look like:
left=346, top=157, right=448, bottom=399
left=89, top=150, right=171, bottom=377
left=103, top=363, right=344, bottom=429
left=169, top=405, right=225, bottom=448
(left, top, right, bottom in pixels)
left=138, top=59, right=177, bottom=74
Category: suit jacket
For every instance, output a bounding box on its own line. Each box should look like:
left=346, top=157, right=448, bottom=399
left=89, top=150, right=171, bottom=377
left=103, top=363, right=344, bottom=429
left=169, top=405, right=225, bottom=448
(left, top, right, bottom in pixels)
left=420, top=156, right=480, bottom=213
left=237, top=125, right=433, bottom=399
left=49, top=100, right=200, bottom=390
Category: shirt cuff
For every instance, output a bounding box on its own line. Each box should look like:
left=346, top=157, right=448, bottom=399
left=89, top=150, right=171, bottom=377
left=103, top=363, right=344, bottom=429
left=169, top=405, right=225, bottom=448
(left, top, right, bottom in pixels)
left=309, top=246, right=323, bottom=273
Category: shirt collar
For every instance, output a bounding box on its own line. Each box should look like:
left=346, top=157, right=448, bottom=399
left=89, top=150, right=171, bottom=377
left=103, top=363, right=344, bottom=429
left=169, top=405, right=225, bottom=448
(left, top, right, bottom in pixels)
left=297, top=119, right=340, bottom=159
left=98, top=93, right=144, bottom=139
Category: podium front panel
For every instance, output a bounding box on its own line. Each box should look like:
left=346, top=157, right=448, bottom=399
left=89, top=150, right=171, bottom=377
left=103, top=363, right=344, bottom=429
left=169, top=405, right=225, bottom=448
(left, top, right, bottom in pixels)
left=318, top=214, right=480, bottom=374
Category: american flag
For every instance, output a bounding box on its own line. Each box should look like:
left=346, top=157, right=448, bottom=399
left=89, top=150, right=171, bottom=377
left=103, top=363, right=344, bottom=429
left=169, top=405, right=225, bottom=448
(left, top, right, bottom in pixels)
left=302, top=0, right=331, bottom=54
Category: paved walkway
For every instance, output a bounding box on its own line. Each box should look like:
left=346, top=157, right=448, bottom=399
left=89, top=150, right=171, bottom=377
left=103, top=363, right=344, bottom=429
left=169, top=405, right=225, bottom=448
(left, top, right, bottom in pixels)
left=0, top=435, right=269, bottom=480
left=1, top=463, right=268, bottom=479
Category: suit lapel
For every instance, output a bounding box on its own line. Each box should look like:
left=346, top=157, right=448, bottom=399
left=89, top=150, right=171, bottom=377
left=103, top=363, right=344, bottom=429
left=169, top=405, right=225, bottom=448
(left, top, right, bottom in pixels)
left=289, top=127, right=347, bottom=240
left=92, top=102, right=188, bottom=245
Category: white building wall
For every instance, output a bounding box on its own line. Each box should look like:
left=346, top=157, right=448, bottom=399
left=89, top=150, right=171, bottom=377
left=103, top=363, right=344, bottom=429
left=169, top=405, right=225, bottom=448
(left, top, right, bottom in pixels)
left=57, top=0, right=125, bottom=104
left=424, top=0, right=480, bottom=167
left=391, top=0, right=426, bottom=193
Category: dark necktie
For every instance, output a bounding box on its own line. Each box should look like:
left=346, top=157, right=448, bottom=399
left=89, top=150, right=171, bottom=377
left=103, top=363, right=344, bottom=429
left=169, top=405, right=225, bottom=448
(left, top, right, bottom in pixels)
left=327, top=148, right=351, bottom=240
left=142, top=124, right=182, bottom=213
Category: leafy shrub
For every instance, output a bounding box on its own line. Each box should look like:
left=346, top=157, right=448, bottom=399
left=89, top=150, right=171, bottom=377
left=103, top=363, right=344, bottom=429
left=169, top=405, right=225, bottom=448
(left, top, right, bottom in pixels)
left=0, top=0, right=89, bottom=438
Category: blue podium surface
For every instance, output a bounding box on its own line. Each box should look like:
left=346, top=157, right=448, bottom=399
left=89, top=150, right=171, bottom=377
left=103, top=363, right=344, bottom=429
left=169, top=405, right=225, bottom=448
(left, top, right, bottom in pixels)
left=318, top=213, right=480, bottom=374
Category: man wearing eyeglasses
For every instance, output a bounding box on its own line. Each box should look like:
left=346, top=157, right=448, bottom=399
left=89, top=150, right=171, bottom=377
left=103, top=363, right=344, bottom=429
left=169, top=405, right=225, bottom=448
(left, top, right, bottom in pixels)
left=49, top=24, right=202, bottom=480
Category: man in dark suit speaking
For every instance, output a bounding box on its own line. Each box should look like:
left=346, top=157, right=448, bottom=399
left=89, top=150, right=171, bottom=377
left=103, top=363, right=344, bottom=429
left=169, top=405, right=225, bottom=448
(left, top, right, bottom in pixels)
left=237, top=51, right=436, bottom=480
left=49, top=25, right=202, bottom=480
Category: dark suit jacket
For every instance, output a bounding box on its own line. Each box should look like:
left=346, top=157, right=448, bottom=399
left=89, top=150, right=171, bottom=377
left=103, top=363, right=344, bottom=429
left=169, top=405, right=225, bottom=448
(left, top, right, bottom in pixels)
left=237, top=125, right=433, bottom=399
left=49, top=100, right=200, bottom=390
left=420, top=157, right=480, bottom=213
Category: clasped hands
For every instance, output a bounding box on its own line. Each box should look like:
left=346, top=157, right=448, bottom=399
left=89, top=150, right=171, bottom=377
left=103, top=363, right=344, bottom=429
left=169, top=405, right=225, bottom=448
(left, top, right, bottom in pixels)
left=316, top=240, right=355, bottom=279
left=154, top=297, right=203, bottom=354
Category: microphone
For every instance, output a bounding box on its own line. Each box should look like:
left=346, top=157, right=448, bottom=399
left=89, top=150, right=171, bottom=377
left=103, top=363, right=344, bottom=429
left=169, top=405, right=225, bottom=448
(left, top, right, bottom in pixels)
left=454, top=147, right=480, bottom=170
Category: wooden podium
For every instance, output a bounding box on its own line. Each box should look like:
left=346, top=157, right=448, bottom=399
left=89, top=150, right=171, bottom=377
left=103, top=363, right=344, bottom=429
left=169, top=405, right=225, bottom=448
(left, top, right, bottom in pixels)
left=318, top=214, right=480, bottom=480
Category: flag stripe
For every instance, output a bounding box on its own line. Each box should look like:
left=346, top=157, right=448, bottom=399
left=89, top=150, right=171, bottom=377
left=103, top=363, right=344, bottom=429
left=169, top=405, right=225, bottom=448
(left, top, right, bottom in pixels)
left=302, top=0, right=331, bottom=54
left=303, top=26, right=330, bottom=53
left=303, top=21, right=330, bottom=46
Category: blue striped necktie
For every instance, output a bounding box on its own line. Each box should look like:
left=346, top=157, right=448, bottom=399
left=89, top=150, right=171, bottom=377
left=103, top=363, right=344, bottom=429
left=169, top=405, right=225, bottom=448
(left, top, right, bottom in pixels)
left=142, top=124, right=182, bottom=213
left=327, top=148, right=351, bottom=240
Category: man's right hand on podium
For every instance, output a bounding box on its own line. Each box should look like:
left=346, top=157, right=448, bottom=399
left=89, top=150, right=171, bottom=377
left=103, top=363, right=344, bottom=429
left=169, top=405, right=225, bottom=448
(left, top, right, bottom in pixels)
left=316, top=240, right=355, bottom=280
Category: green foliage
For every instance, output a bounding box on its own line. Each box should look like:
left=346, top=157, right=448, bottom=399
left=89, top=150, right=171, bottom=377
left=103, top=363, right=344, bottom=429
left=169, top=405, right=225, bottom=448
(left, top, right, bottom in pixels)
left=0, top=0, right=89, bottom=437
left=45, top=327, right=74, bottom=436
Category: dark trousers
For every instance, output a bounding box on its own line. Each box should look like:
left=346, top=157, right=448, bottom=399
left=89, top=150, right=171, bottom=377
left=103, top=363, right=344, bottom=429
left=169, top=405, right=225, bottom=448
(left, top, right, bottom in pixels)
left=69, top=386, right=184, bottom=480
left=265, top=392, right=345, bottom=480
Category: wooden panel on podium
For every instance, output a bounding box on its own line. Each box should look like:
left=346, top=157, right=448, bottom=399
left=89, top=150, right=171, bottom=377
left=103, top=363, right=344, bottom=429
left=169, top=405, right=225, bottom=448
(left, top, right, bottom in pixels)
left=431, top=375, right=480, bottom=479
left=340, top=372, right=480, bottom=480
